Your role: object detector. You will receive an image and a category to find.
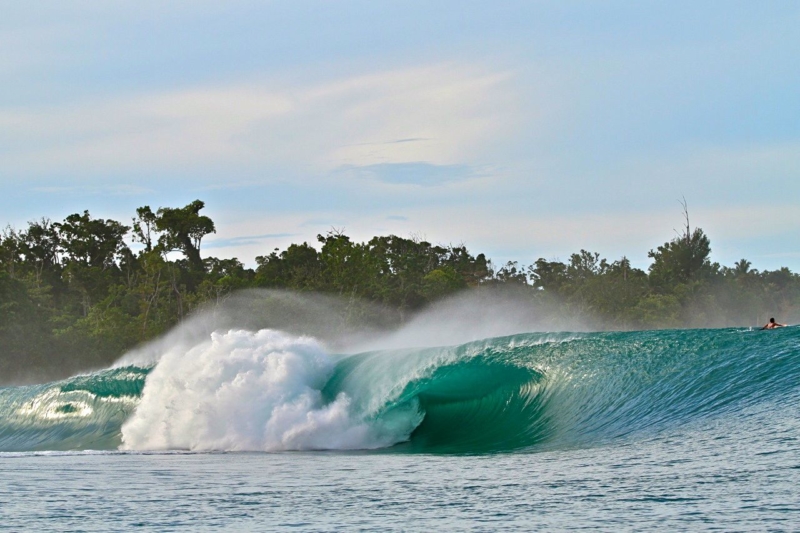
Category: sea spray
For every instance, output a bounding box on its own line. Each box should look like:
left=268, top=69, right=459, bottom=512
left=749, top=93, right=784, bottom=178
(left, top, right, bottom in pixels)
left=119, top=329, right=419, bottom=451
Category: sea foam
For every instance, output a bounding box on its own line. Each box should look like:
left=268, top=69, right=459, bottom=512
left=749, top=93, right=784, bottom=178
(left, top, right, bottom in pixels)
left=120, top=329, right=414, bottom=451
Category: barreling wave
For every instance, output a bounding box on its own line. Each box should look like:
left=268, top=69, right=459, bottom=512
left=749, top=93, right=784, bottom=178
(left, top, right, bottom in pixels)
left=1, top=327, right=798, bottom=454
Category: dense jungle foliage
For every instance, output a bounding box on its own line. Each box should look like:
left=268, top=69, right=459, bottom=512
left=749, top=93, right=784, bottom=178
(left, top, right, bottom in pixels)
left=1, top=200, right=798, bottom=384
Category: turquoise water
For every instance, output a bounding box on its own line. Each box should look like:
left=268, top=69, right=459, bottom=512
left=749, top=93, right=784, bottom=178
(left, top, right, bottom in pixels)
left=1, top=326, right=799, bottom=529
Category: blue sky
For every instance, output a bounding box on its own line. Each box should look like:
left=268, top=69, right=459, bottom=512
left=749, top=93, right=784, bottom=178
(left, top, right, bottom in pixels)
left=2, top=1, right=798, bottom=271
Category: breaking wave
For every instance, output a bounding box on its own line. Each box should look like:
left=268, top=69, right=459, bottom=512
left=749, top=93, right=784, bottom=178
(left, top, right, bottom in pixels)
left=1, top=326, right=798, bottom=454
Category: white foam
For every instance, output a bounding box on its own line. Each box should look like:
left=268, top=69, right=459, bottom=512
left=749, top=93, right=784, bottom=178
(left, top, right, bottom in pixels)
left=120, top=329, right=415, bottom=452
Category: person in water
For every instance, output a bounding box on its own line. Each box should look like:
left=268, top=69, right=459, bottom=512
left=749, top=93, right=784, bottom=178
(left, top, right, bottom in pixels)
left=762, top=318, right=786, bottom=330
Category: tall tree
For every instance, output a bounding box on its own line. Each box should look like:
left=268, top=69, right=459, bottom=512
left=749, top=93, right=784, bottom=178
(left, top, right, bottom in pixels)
left=648, top=201, right=716, bottom=291
left=55, top=211, right=131, bottom=316
left=153, top=200, right=216, bottom=271
left=132, top=206, right=158, bottom=252
left=57, top=211, right=130, bottom=270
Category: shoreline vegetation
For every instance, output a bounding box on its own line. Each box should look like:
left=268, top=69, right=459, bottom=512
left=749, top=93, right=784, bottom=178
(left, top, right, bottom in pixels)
left=1, top=200, right=798, bottom=385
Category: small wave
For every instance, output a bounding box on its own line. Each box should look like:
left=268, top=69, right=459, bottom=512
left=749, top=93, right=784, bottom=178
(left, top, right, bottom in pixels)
left=0, top=367, right=145, bottom=452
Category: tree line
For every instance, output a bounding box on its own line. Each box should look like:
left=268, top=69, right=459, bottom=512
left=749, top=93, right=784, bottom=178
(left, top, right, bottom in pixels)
left=1, top=199, right=798, bottom=383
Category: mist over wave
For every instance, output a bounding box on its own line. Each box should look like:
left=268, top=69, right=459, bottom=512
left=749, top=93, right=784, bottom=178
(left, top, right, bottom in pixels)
left=112, top=288, right=578, bottom=369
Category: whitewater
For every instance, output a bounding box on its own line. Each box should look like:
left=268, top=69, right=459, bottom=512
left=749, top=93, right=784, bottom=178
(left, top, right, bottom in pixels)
left=2, top=308, right=800, bottom=529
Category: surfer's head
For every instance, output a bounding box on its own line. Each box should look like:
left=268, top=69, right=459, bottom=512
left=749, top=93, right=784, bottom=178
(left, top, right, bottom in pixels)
left=769, top=318, right=776, bottom=323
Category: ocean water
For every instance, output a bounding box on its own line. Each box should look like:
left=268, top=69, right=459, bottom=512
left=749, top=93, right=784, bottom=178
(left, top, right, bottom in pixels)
left=1, top=326, right=799, bottom=530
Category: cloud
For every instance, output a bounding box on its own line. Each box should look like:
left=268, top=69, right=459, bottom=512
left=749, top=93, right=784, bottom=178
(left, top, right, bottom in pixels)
left=0, top=63, right=516, bottom=180
left=204, top=233, right=296, bottom=250
left=0, top=86, right=295, bottom=174
left=30, top=184, right=154, bottom=196
left=339, top=162, right=478, bottom=187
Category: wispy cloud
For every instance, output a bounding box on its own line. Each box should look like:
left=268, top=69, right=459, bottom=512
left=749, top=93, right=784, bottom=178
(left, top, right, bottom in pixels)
left=340, top=137, right=431, bottom=148
left=0, top=63, right=515, bottom=180
left=204, top=233, right=296, bottom=250
left=30, top=184, right=154, bottom=196
left=339, top=162, right=478, bottom=187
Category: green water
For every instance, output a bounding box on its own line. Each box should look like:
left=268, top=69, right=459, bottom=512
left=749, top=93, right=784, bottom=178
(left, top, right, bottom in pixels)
left=2, top=326, right=799, bottom=530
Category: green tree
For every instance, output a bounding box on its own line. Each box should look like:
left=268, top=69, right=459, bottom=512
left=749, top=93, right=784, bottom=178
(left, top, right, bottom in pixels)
left=443, top=247, right=490, bottom=286
left=585, top=257, right=649, bottom=328
left=422, top=266, right=467, bottom=300
left=55, top=211, right=131, bottom=315
left=648, top=226, right=715, bottom=290
left=493, top=261, right=528, bottom=285
left=255, top=243, right=321, bottom=289
left=20, top=218, right=62, bottom=289
left=0, top=271, right=53, bottom=377
left=57, top=211, right=130, bottom=271
left=530, top=258, right=568, bottom=293
left=132, top=206, right=158, bottom=252
left=0, top=226, right=23, bottom=278
left=154, top=200, right=216, bottom=271
left=318, top=232, right=376, bottom=296
left=647, top=202, right=717, bottom=293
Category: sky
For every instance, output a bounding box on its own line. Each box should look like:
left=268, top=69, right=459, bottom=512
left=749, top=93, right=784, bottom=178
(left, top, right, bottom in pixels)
left=2, top=1, right=799, bottom=272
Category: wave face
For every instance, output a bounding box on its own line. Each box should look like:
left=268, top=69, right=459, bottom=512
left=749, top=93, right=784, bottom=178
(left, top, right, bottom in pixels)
left=1, top=327, right=798, bottom=453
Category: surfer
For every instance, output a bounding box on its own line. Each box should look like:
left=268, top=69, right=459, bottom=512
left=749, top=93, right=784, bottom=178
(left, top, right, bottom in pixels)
left=761, top=318, right=786, bottom=330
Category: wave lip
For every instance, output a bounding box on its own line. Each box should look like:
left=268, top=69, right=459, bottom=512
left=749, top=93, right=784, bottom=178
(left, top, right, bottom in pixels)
left=319, top=337, right=554, bottom=453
